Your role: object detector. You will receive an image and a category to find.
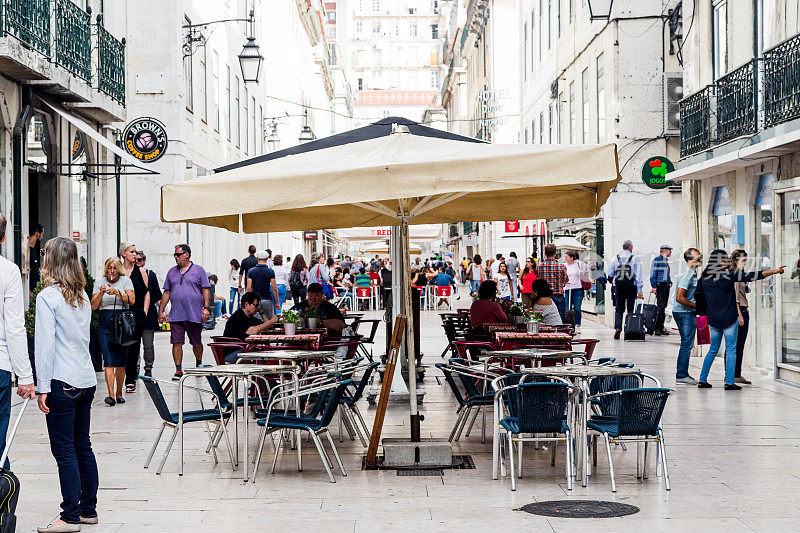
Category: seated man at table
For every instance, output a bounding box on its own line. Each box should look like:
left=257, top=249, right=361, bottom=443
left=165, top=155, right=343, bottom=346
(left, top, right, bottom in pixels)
left=292, top=283, right=346, bottom=337
left=431, top=265, right=457, bottom=308
left=469, top=280, right=509, bottom=328
left=222, top=292, right=279, bottom=362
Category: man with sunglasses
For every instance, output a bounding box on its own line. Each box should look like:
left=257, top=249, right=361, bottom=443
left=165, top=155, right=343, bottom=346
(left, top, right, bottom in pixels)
left=673, top=248, right=703, bottom=385
left=135, top=251, right=161, bottom=377
left=158, top=244, right=212, bottom=380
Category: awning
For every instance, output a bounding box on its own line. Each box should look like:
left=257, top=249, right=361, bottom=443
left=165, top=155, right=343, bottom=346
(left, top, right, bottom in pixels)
left=554, top=236, right=587, bottom=250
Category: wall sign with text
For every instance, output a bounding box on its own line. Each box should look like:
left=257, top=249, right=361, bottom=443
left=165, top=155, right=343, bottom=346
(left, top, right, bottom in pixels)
left=641, top=156, right=675, bottom=189
left=123, top=117, right=168, bottom=163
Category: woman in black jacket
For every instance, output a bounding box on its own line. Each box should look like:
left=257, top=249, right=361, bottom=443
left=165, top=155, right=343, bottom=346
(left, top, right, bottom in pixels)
left=696, top=250, right=783, bottom=390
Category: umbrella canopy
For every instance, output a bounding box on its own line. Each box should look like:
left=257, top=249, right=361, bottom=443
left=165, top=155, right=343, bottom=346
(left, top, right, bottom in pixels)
left=161, top=121, right=620, bottom=233
left=362, top=240, right=422, bottom=255
left=554, top=236, right=588, bottom=251
left=338, top=224, right=442, bottom=242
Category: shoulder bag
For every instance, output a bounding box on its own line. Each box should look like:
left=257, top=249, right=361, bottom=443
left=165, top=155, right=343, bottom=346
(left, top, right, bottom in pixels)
left=111, top=285, right=140, bottom=346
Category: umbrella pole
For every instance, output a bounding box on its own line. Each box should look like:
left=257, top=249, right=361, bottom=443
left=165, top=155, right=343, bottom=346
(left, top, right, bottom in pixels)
left=400, top=218, right=421, bottom=442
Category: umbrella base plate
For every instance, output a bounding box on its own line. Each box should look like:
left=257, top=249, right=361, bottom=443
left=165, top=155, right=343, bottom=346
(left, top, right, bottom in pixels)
left=381, top=438, right=452, bottom=468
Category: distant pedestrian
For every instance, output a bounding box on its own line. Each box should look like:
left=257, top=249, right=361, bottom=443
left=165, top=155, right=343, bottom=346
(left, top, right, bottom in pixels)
left=673, top=248, right=702, bottom=385
left=468, top=254, right=484, bottom=296
left=607, top=240, right=644, bottom=340
left=135, top=251, right=161, bottom=378
left=119, top=242, right=148, bottom=394
left=519, top=256, right=538, bottom=308
left=228, top=259, right=241, bottom=313
left=732, top=250, right=753, bottom=385
left=495, top=262, right=513, bottom=301
left=290, top=254, right=309, bottom=306
left=537, top=244, right=568, bottom=321
left=308, top=253, right=330, bottom=285
left=564, top=250, right=588, bottom=333
left=272, top=254, right=289, bottom=315
left=490, top=253, right=503, bottom=280
left=35, top=237, right=98, bottom=533
left=506, top=252, right=520, bottom=302
left=238, top=245, right=258, bottom=295
left=28, top=223, right=45, bottom=291
left=650, top=244, right=673, bottom=335
left=696, top=250, right=783, bottom=390
left=246, top=251, right=280, bottom=319
left=158, top=244, right=212, bottom=381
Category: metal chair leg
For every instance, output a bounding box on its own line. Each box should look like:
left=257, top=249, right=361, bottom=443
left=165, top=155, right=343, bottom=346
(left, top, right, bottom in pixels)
left=637, top=442, right=642, bottom=479
left=454, top=406, right=471, bottom=441
left=156, top=426, right=179, bottom=475
left=449, top=408, right=466, bottom=442
left=345, top=407, right=367, bottom=447
left=271, top=429, right=285, bottom=474
left=251, top=425, right=269, bottom=483
left=551, top=439, right=557, bottom=467
left=464, top=407, right=479, bottom=437
left=603, top=433, right=616, bottom=492
left=481, top=406, right=487, bottom=444
left=144, top=423, right=166, bottom=469
left=642, top=441, right=649, bottom=479
left=518, top=439, right=523, bottom=478
left=217, top=415, right=236, bottom=471
left=658, top=430, right=671, bottom=490
left=350, top=404, right=371, bottom=440
left=324, top=430, right=347, bottom=476
left=507, top=432, right=516, bottom=491
left=311, top=432, right=336, bottom=483
left=565, top=430, right=574, bottom=490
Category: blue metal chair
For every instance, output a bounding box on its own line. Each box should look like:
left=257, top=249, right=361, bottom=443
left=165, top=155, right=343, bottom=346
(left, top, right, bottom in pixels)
left=140, top=375, right=234, bottom=475
left=252, top=378, right=353, bottom=483
left=339, top=362, right=379, bottom=446
left=495, top=379, right=576, bottom=491
left=587, top=387, right=671, bottom=492
left=436, top=361, right=495, bottom=443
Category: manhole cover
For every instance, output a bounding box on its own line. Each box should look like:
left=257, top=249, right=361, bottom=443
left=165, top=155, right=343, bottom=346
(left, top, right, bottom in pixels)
left=397, top=469, right=443, bottom=476
left=517, top=500, right=640, bottom=518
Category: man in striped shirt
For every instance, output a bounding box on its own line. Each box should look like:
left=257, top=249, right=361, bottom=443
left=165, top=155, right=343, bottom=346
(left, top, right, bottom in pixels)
left=537, top=243, right=568, bottom=320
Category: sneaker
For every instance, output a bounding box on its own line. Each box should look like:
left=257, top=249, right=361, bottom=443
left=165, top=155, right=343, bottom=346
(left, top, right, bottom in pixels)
left=125, top=383, right=136, bottom=393
left=37, top=522, right=81, bottom=533
left=144, top=368, right=152, bottom=378
left=735, top=376, right=752, bottom=385
left=613, top=330, right=621, bottom=340
left=196, top=362, right=212, bottom=368
left=660, top=330, right=670, bottom=336
left=654, top=331, right=663, bottom=336
left=676, top=376, right=699, bottom=385
left=575, top=326, right=582, bottom=334
left=697, top=382, right=712, bottom=388
left=172, top=370, right=184, bottom=381
left=80, top=516, right=98, bottom=525
left=724, top=384, right=742, bottom=391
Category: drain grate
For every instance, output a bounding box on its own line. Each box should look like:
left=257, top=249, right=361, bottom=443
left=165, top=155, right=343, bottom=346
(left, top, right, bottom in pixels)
left=517, top=500, right=640, bottom=518
left=397, top=469, right=443, bottom=476
left=362, top=454, right=475, bottom=471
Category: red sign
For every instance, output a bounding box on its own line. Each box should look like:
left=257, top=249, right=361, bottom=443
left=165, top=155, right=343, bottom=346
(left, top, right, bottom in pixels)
left=372, top=229, right=392, bottom=236
left=303, top=231, right=319, bottom=241
left=72, top=231, right=80, bottom=240
left=505, top=220, right=519, bottom=232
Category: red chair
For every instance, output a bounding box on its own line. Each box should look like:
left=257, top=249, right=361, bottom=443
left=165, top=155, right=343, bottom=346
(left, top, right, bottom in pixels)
left=569, top=338, right=599, bottom=361
left=320, top=339, right=361, bottom=360
left=208, top=342, right=246, bottom=365
left=211, top=336, right=244, bottom=343
left=434, top=286, right=454, bottom=310
left=452, top=341, right=496, bottom=362
left=355, top=287, right=372, bottom=310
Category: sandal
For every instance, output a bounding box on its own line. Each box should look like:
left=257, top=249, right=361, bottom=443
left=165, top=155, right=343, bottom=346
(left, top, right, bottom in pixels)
left=104, top=396, right=116, bottom=406
left=116, top=397, right=125, bottom=404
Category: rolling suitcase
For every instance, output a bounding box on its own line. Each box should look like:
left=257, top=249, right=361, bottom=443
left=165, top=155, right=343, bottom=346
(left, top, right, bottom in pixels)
left=0, top=398, right=29, bottom=533
left=641, top=295, right=659, bottom=335
left=624, top=302, right=647, bottom=341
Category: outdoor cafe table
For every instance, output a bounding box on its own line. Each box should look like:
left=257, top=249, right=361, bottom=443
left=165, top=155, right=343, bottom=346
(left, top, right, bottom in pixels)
left=482, top=348, right=588, bottom=375
left=494, top=331, right=573, bottom=348
left=245, top=333, right=323, bottom=350
left=236, top=350, right=338, bottom=371
left=494, top=365, right=640, bottom=487
left=178, top=364, right=300, bottom=482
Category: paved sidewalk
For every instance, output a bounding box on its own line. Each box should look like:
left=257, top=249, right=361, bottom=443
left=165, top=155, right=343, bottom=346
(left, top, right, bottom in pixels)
left=12, top=293, right=800, bottom=531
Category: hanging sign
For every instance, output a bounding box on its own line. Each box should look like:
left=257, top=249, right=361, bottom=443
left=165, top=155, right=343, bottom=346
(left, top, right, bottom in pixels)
left=122, top=117, right=168, bottom=163
left=71, top=132, right=84, bottom=161
left=505, top=220, right=519, bottom=232
left=303, top=230, right=319, bottom=241
left=641, top=156, right=675, bottom=189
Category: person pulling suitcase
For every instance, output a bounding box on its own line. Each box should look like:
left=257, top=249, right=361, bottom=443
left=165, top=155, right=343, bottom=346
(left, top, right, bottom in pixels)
left=650, top=244, right=673, bottom=335
left=607, top=240, right=644, bottom=340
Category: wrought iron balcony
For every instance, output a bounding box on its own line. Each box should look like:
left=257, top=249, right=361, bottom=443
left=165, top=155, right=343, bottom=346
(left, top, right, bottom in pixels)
left=715, top=60, right=757, bottom=144
left=54, top=0, right=90, bottom=81
left=462, top=222, right=477, bottom=234
left=764, top=32, right=800, bottom=128
left=2, top=0, right=50, bottom=55
left=95, top=23, right=125, bottom=104
left=679, top=85, right=713, bottom=158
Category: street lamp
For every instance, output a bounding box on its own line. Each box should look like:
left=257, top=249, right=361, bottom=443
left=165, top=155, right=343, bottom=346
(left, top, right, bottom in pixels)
left=587, top=0, right=614, bottom=21
left=265, top=120, right=280, bottom=152
left=298, top=109, right=316, bottom=143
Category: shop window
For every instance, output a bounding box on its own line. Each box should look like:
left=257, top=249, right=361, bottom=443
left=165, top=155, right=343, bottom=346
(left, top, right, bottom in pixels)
left=712, top=185, right=733, bottom=250
left=779, top=189, right=800, bottom=366
left=753, top=174, right=775, bottom=369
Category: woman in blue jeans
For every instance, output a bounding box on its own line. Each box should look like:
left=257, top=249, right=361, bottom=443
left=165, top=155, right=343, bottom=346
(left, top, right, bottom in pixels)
left=696, top=249, right=783, bottom=390
left=672, top=248, right=702, bottom=384
left=35, top=237, right=99, bottom=533
left=228, top=259, right=241, bottom=314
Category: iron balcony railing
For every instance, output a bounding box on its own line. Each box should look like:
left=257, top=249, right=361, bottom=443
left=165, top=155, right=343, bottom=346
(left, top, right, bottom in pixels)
left=715, top=60, right=758, bottom=144
left=764, top=32, right=800, bottom=128
left=95, top=23, right=125, bottom=104
left=2, top=0, right=50, bottom=55
left=54, top=0, right=90, bottom=81
left=679, top=85, right=713, bottom=158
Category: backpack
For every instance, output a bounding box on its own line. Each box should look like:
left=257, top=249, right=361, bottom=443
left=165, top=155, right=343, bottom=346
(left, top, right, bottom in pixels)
left=614, top=254, right=636, bottom=292
left=289, top=270, right=304, bottom=292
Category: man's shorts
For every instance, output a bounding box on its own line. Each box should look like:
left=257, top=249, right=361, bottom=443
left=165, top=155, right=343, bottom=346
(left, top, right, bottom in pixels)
left=170, top=320, right=203, bottom=346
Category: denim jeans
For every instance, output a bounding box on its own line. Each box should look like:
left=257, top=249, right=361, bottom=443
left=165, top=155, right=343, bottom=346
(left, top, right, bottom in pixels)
left=672, top=311, right=697, bottom=379
left=0, top=370, right=11, bottom=470
left=469, top=279, right=481, bottom=295
left=45, top=379, right=98, bottom=524
left=276, top=284, right=287, bottom=315
left=228, top=287, right=240, bottom=314
left=735, top=306, right=750, bottom=378
left=551, top=294, right=567, bottom=322
left=699, top=321, right=739, bottom=385
left=565, top=288, right=584, bottom=326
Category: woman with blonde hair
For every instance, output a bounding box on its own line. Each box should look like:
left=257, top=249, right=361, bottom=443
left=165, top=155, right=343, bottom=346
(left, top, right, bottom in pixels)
left=119, top=242, right=148, bottom=393
left=35, top=237, right=99, bottom=533
left=91, top=257, right=135, bottom=406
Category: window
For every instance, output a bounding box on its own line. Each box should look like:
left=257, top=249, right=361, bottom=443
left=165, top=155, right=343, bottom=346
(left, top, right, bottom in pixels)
left=184, top=16, right=193, bottom=111
left=539, top=112, right=545, bottom=144
left=531, top=120, right=535, bottom=143
left=356, top=20, right=362, bottom=34
left=538, top=0, right=543, bottom=61
left=358, top=77, right=363, bottom=90
left=523, top=22, right=528, bottom=79
left=547, top=0, right=551, bottom=49
left=225, top=66, right=231, bottom=140
left=372, top=0, right=380, bottom=12
left=569, top=80, right=576, bottom=143
left=596, top=53, right=605, bottom=143
left=581, top=67, right=589, bottom=143
left=234, top=76, right=240, bottom=147
left=524, top=128, right=529, bottom=143
left=549, top=103, right=555, bottom=143
left=713, top=0, right=728, bottom=78
left=530, top=10, right=535, bottom=71
left=569, top=0, right=574, bottom=22
left=243, top=88, right=249, bottom=154
left=258, top=105, right=263, bottom=154
left=558, top=91, right=565, bottom=143
left=327, top=11, right=336, bottom=22
left=410, top=22, right=417, bottom=36
left=251, top=96, right=255, bottom=155
left=394, top=22, right=400, bottom=36
left=712, top=186, right=733, bottom=250
left=372, top=21, right=381, bottom=34
left=557, top=0, right=561, bottom=37
left=431, top=23, right=438, bottom=39
left=212, top=52, right=219, bottom=131
left=430, top=70, right=440, bottom=88
left=199, top=45, right=207, bottom=122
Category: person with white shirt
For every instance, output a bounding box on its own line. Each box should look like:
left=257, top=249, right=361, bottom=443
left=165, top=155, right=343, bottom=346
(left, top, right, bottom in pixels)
left=564, top=250, right=589, bottom=333
left=490, top=253, right=503, bottom=280
left=0, top=212, right=35, bottom=472
left=272, top=254, right=290, bottom=315
left=35, top=237, right=99, bottom=533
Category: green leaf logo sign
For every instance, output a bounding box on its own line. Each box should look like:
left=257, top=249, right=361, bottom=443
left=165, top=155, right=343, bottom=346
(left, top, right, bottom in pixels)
left=641, top=156, right=675, bottom=189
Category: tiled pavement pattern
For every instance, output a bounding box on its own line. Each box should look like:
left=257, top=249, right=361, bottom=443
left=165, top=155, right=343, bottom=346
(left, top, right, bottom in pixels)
left=12, top=287, right=800, bottom=532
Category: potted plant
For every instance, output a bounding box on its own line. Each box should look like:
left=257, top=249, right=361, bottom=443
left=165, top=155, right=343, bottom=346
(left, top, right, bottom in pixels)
left=526, top=308, right=544, bottom=334
left=282, top=309, right=300, bottom=335
left=303, top=306, right=319, bottom=330
left=508, top=303, right=527, bottom=325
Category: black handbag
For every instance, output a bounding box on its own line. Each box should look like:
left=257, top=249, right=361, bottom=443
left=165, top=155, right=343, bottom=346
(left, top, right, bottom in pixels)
left=111, top=290, right=140, bottom=346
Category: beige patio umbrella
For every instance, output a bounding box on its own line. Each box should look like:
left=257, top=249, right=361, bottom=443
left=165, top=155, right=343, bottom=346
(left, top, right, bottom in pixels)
left=161, top=119, right=621, bottom=441
left=362, top=240, right=422, bottom=255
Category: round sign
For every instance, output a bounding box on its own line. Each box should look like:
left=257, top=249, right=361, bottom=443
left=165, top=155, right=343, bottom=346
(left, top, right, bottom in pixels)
left=641, top=156, right=674, bottom=189
left=122, top=117, right=168, bottom=163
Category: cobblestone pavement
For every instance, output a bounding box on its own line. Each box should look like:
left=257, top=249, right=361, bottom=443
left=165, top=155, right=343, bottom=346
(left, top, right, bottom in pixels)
left=12, top=288, right=800, bottom=531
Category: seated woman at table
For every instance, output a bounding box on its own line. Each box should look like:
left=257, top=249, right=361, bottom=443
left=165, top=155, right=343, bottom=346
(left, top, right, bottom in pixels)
left=469, top=280, right=509, bottom=328
left=291, top=283, right=346, bottom=337
left=222, top=292, right=279, bottom=362
left=332, top=270, right=352, bottom=311
left=528, top=279, right=563, bottom=326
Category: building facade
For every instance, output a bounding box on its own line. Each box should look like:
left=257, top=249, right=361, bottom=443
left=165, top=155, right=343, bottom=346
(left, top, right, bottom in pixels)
left=670, top=0, right=800, bottom=384
left=0, top=0, right=127, bottom=297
